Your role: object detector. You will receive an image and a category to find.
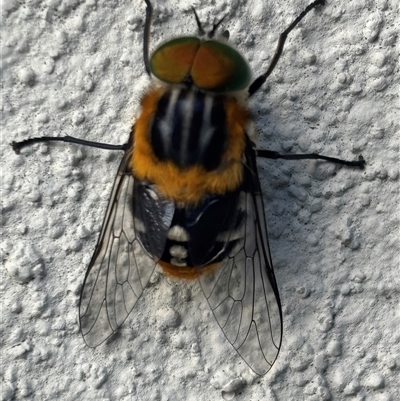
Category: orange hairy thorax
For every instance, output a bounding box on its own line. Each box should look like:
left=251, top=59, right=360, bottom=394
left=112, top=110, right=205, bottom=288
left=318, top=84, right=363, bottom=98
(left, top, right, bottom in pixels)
left=130, top=86, right=249, bottom=205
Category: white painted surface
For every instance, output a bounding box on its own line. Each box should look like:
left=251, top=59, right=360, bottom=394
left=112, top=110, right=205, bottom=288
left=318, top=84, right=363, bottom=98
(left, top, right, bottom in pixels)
left=2, top=0, right=399, bottom=400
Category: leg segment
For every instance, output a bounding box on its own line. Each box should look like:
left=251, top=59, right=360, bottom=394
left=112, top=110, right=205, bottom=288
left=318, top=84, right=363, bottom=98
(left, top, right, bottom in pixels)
left=249, top=0, right=325, bottom=97
left=143, top=0, right=154, bottom=76
left=256, top=149, right=366, bottom=169
left=11, top=136, right=128, bottom=154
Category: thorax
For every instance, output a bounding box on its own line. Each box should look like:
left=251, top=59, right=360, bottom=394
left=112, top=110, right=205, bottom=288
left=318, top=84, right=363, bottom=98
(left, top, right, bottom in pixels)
left=130, top=83, right=250, bottom=205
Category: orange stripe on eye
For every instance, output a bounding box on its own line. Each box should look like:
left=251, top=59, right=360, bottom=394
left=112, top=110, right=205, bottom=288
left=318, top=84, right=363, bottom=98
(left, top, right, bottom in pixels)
left=150, top=37, right=201, bottom=84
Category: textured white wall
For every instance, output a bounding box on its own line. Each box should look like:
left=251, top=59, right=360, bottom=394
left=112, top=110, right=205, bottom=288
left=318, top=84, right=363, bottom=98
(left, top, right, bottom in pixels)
left=2, top=0, right=399, bottom=400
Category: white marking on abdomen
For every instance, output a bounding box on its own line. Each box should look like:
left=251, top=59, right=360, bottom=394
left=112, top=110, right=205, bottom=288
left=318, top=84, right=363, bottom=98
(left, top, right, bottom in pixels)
left=170, top=258, right=187, bottom=267
left=167, top=225, right=189, bottom=242
left=169, top=245, right=188, bottom=259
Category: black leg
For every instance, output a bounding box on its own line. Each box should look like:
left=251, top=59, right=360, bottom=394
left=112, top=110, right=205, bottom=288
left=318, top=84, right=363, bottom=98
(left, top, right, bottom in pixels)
left=249, top=0, right=325, bottom=97
left=11, top=136, right=128, bottom=155
left=143, top=0, right=153, bottom=76
left=256, top=149, right=366, bottom=169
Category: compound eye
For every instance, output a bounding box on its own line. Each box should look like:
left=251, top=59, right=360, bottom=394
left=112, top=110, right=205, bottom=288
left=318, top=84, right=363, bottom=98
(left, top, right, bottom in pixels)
left=191, top=40, right=251, bottom=92
left=150, top=37, right=201, bottom=84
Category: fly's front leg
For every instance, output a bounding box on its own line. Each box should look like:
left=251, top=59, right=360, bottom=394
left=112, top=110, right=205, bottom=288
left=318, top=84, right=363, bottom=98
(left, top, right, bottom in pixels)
left=142, top=0, right=154, bottom=76
left=249, top=0, right=325, bottom=96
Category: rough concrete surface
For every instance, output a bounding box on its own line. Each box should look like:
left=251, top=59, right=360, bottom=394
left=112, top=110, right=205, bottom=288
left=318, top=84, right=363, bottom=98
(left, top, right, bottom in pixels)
left=2, top=0, right=399, bottom=400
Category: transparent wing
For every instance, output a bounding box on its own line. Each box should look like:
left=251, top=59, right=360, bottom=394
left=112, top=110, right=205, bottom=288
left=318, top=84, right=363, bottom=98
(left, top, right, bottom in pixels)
left=199, top=145, right=282, bottom=375
left=79, top=151, right=156, bottom=347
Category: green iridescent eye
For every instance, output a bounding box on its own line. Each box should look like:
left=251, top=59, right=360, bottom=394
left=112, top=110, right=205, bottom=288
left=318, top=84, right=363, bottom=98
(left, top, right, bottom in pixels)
left=150, top=37, right=251, bottom=92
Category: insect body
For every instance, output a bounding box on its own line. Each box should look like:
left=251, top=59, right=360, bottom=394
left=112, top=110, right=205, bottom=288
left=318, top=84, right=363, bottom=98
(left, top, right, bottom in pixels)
left=12, top=0, right=365, bottom=376
left=80, top=29, right=281, bottom=375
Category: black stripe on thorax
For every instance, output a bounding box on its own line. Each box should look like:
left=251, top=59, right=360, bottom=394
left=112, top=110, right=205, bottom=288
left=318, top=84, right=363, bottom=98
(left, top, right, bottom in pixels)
left=150, top=87, right=227, bottom=170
